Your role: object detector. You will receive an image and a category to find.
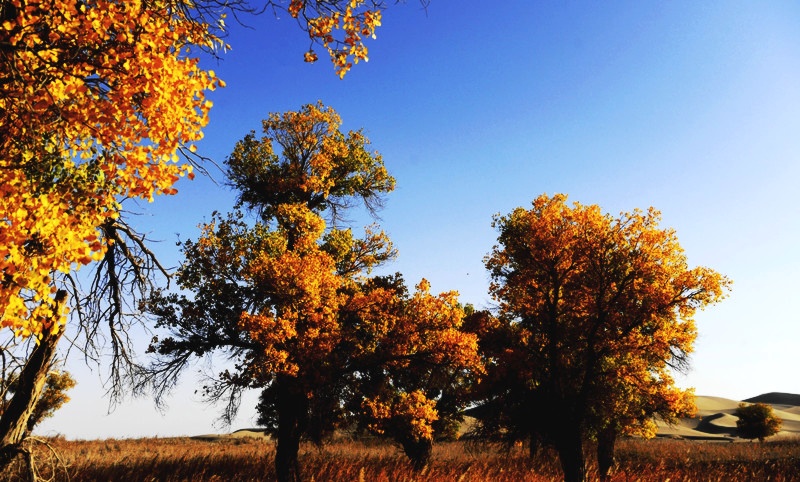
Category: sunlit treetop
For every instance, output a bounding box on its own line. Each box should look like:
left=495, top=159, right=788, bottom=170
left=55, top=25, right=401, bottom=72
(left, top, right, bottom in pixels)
left=225, top=101, right=395, bottom=228
left=0, top=1, right=402, bottom=339
left=289, top=0, right=394, bottom=78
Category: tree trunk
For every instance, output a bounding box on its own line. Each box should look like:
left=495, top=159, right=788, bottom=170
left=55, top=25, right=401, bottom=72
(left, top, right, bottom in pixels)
left=554, top=430, right=586, bottom=482
left=0, top=294, right=67, bottom=471
left=274, top=379, right=306, bottom=482
left=597, top=427, right=617, bottom=481
left=400, top=437, right=432, bottom=472
left=529, top=430, right=542, bottom=459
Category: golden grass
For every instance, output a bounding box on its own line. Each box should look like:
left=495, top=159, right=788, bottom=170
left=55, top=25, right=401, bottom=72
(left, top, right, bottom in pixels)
left=2, top=436, right=799, bottom=481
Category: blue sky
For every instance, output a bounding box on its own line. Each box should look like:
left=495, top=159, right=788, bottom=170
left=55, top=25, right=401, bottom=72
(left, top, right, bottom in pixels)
left=39, top=1, right=800, bottom=438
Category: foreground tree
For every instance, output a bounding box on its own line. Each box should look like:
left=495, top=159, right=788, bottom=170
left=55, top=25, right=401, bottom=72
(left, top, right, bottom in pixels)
left=147, top=104, right=480, bottom=481
left=147, top=103, right=393, bottom=482
left=1, top=0, right=420, bottom=469
left=735, top=402, right=782, bottom=442
left=479, top=193, right=730, bottom=482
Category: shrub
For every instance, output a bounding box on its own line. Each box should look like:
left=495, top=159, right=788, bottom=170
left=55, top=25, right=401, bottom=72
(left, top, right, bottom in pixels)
left=735, top=402, right=782, bottom=442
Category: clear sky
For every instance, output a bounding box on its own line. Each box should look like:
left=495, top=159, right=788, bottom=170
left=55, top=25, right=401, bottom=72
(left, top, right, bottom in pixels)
left=37, top=0, right=800, bottom=439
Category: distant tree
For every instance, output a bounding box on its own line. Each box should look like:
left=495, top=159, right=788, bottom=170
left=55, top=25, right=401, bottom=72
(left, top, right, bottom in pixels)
left=1, top=367, right=76, bottom=437
left=735, top=403, right=782, bottom=442
left=478, top=193, right=730, bottom=482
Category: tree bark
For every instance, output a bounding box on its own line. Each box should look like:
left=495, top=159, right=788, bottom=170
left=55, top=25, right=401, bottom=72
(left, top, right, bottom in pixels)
left=274, top=378, right=306, bottom=482
left=554, top=430, right=587, bottom=482
left=0, top=293, right=67, bottom=471
left=597, top=427, right=617, bottom=481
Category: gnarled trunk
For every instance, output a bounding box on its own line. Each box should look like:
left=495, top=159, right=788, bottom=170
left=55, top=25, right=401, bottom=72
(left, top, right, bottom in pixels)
left=0, top=297, right=66, bottom=471
left=274, top=378, right=306, bottom=482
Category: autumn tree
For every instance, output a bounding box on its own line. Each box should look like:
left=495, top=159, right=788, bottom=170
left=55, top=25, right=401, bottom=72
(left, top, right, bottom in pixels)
left=345, top=275, right=482, bottom=470
left=145, top=103, right=481, bottom=481
left=735, top=402, right=782, bottom=442
left=477, top=193, right=730, bottom=482
left=0, top=0, right=224, bottom=467
left=1, top=0, right=418, bottom=469
left=147, top=208, right=361, bottom=482
left=147, top=104, right=359, bottom=481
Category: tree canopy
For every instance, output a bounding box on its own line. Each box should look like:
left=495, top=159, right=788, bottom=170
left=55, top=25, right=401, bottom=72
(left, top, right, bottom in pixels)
left=0, top=0, right=219, bottom=338
left=0, top=0, right=410, bottom=339
left=735, top=402, right=782, bottom=442
left=478, top=193, right=730, bottom=482
left=1, top=0, right=416, bottom=472
left=145, top=103, right=481, bottom=481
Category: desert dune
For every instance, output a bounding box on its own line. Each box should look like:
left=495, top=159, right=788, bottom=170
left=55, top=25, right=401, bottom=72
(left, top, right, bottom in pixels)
left=656, top=393, right=800, bottom=441
left=196, top=393, right=800, bottom=443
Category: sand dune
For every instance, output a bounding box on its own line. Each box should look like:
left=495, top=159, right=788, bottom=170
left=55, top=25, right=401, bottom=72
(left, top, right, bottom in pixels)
left=694, top=396, right=740, bottom=416
left=694, top=412, right=738, bottom=435
left=744, top=392, right=800, bottom=406
left=656, top=393, right=800, bottom=441
left=783, top=406, right=800, bottom=416
left=197, top=393, right=800, bottom=443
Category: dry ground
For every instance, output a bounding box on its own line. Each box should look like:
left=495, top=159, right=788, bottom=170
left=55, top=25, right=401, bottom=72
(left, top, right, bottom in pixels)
left=4, top=393, right=797, bottom=481
left=2, top=435, right=799, bottom=481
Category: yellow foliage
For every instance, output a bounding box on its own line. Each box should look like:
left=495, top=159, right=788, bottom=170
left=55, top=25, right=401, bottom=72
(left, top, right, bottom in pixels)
left=1, top=0, right=221, bottom=337
left=1, top=3, right=396, bottom=339
left=227, top=102, right=395, bottom=227
left=240, top=225, right=345, bottom=378
left=485, top=193, right=730, bottom=441
left=363, top=390, right=439, bottom=442
left=352, top=278, right=484, bottom=444
left=290, top=0, right=383, bottom=77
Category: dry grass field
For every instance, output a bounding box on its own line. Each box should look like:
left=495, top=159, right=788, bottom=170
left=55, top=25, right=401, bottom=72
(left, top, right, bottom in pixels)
left=2, top=435, right=799, bottom=482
